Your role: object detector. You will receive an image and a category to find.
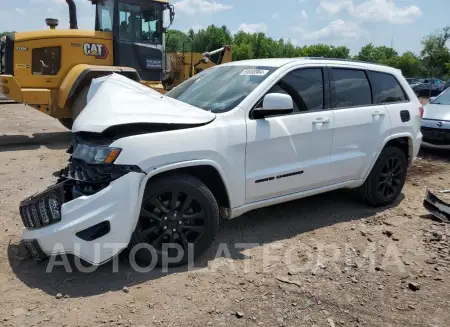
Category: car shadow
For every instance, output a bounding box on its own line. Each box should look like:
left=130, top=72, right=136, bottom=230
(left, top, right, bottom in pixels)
left=8, top=188, right=404, bottom=298
left=0, top=131, right=72, bottom=152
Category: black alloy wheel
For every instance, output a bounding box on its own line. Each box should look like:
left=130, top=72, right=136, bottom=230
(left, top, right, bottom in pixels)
left=376, top=156, right=404, bottom=201
left=130, top=174, right=219, bottom=267
left=359, top=146, right=408, bottom=207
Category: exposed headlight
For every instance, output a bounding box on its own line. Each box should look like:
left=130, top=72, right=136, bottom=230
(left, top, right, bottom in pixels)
left=72, top=144, right=121, bottom=164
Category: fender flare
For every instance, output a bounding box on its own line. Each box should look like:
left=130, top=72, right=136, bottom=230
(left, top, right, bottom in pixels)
left=57, top=64, right=141, bottom=109
left=362, top=132, right=414, bottom=182
left=135, top=159, right=234, bottom=217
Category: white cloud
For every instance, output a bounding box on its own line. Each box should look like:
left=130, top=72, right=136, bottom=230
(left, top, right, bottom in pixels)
left=317, top=0, right=422, bottom=24
left=272, top=12, right=279, bottom=19
left=174, top=0, right=232, bottom=15
left=300, top=10, right=308, bottom=19
left=15, top=8, right=26, bottom=16
left=237, top=23, right=268, bottom=34
left=184, top=25, right=204, bottom=33
left=297, top=19, right=367, bottom=40
left=317, top=0, right=353, bottom=15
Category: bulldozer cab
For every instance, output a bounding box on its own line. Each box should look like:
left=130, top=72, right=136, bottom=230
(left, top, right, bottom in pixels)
left=92, top=0, right=174, bottom=82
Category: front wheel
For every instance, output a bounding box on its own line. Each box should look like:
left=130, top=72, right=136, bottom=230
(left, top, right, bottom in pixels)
left=129, top=174, right=220, bottom=267
left=358, top=146, right=408, bottom=207
left=58, top=85, right=90, bottom=130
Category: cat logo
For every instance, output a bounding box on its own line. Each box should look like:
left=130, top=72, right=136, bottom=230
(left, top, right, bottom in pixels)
left=83, top=43, right=109, bottom=59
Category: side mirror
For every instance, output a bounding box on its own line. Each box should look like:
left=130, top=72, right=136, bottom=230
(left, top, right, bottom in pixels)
left=429, top=96, right=437, bottom=102
left=163, top=5, right=175, bottom=30
left=253, top=93, right=294, bottom=119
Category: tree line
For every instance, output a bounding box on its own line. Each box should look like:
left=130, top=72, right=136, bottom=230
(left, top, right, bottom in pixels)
left=166, top=25, right=450, bottom=79
left=2, top=25, right=449, bottom=79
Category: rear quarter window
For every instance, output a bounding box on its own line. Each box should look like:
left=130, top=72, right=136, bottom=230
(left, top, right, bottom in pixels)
left=368, top=71, right=408, bottom=104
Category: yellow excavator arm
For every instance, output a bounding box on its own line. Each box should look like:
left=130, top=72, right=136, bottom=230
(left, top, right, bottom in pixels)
left=164, top=45, right=232, bottom=90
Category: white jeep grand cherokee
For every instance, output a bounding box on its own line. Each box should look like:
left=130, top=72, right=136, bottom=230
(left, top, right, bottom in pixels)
left=19, top=58, right=423, bottom=266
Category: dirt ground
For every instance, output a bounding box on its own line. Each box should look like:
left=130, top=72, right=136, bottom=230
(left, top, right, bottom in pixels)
left=0, top=103, right=449, bottom=327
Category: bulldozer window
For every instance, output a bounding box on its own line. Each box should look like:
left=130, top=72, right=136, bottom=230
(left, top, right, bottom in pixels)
left=31, top=47, right=61, bottom=76
left=119, top=2, right=162, bottom=43
left=96, top=0, right=113, bottom=32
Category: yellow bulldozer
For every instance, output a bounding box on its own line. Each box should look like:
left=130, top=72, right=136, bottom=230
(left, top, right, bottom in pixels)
left=0, top=0, right=232, bottom=129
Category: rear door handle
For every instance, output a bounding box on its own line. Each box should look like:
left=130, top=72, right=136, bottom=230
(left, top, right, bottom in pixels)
left=312, top=118, right=330, bottom=125
left=372, top=111, right=385, bottom=117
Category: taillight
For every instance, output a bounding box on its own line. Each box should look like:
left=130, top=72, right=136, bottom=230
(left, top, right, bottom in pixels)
left=419, top=106, right=424, bottom=118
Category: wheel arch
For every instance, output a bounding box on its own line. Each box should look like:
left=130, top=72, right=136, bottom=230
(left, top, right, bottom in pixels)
left=362, top=133, right=414, bottom=182
left=57, top=64, right=141, bottom=111
left=137, top=160, right=234, bottom=217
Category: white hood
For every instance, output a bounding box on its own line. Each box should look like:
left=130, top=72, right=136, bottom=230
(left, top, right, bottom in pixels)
left=423, top=103, right=450, bottom=121
left=72, top=73, right=216, bottom=133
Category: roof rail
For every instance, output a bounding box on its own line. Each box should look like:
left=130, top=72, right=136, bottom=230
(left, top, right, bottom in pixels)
left=296, top=57, right=393, bottom=68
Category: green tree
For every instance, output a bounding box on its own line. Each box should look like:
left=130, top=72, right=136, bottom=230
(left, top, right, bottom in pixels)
left=0, top=31, right=15, bottom=38
left=420, top=26, right=450, bottom=77
left=163, top=24, right=450, bottom=79
left=165, top=29, right=192, bottom=52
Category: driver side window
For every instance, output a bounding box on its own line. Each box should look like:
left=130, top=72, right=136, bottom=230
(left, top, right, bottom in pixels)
left=256, top=67, right=325, bottom=114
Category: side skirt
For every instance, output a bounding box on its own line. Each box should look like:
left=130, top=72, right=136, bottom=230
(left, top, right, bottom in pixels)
left=229, top=179, right=363, bottom=219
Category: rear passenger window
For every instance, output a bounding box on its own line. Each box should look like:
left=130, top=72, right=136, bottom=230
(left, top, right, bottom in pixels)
left=267, top=68, right=324, bottom=112
left=331, top=68, right=372, bottom=108
left=369, top=71, right=407, bottom=104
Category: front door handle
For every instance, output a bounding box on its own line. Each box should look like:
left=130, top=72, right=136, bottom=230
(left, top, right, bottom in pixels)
left=312, top=118, right=330, bottom=125
left=372, top=110, right=385, bottom=117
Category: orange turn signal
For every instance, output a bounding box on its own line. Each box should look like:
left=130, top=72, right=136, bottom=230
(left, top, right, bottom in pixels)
left=104, top=149, right=121, bottom=164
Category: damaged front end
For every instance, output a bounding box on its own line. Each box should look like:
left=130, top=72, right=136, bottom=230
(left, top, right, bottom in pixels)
left=423, top=189, right=450, bottom=223
left=18, top=132, right=146, bottom=264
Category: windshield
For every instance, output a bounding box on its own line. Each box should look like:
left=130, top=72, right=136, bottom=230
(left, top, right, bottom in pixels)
left=165, top=65, right=277, bottom=113
left=430, top=88, right=450, bottom=105
left=118, top=2, right=163, bottom=43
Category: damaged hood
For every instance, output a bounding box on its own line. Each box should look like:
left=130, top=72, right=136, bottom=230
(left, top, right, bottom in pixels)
left=72, top=73, right=216, bottom=133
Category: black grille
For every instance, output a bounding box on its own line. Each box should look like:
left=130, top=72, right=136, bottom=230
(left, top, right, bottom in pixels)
left=421, top=126, right=450, bottom=145
left=19, top=181, right=66, bottom=229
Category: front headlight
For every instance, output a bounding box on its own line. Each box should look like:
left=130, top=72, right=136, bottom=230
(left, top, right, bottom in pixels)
left=72, top=144, right=122, bottom=164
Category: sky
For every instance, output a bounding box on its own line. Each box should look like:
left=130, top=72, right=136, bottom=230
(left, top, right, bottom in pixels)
left=0, top=0, right=448, bottom=55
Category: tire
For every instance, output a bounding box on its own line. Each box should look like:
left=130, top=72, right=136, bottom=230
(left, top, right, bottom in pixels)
left=129, top=174, right=220, bottom=267
left=58, top=85, right=89, bottom=130
left=358, top=146, right=408, bottom=207
left=72, top=85, right=89, bottom=121
left=58, top=118, right=73, bottom=130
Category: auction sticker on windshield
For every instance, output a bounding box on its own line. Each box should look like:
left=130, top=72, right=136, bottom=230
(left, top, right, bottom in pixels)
left=239, top=69, right=269, bottom=76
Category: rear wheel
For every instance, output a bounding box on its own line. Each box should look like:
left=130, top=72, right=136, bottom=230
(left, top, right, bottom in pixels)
left=358, top=146, right=408, bottom=207
left=129, top=174, right=220, bottom=267
left=58, top=118, right=73, bottom=130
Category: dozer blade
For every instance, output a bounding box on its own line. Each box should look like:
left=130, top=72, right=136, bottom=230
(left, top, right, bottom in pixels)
left=423, top=189, right=450, bottom=223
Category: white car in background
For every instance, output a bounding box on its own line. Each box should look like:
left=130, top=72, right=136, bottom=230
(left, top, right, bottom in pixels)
left=19, top=58, right=423, bottom=267
left=421, top=87, right=450, bottom=149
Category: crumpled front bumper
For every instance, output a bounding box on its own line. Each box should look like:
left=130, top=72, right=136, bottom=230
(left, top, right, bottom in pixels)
left=423, top=189, right=450, bottom=223
left=21, top=172, right=145, bottom=265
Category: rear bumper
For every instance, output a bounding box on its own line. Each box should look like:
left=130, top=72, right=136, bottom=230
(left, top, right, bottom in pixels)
left=21, top=172, right=145, bottom=265
left=423, top=189, right=450, bottom=223
left=413, top=132, right=423, bottom=161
